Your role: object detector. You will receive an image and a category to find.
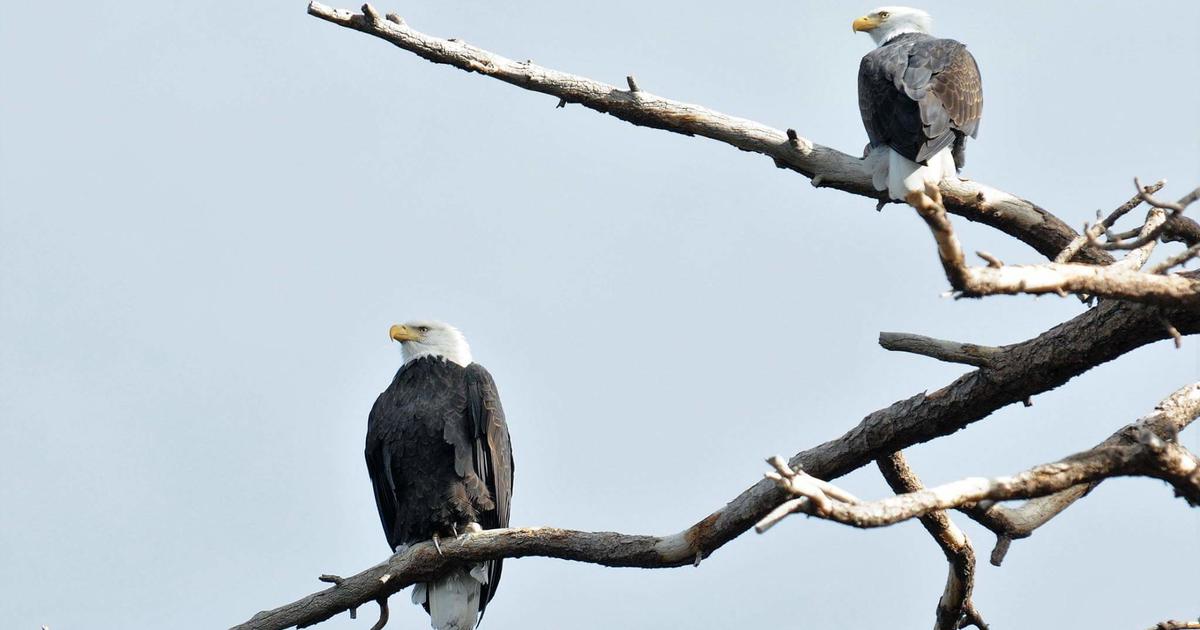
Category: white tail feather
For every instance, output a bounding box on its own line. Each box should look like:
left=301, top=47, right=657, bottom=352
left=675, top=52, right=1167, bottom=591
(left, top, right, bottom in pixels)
left=419, top=566, right=488, bottom=630
left=866, top=145, right=957, bottom=201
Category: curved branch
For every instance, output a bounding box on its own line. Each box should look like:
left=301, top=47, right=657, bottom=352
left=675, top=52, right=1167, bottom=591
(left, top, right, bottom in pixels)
left=877, top=452, right=986, bottom=630
left=233, top=292, right=1200, bottom=630
left=243, top=7, right=1200, bottom=629
left=758, top=382, right=1200, bottom=530
left=306, top=1, right=1112, bottom=265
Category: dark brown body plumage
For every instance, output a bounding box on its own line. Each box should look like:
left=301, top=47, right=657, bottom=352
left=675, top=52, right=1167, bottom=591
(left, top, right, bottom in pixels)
left=366, top=355, right=514, bottom=615
left=858, top=33, right=983, bottom=167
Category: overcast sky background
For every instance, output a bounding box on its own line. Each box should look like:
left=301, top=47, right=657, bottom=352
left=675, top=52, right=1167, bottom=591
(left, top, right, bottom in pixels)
left=2, top=1, right=1198, bottom=628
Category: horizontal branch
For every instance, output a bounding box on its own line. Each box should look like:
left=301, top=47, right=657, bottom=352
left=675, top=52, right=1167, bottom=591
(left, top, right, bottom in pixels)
left=306, top=1, right=1113, bottom=265
left=912, top=185, right=1200, bottom=305
left=1146, top=620, right=1200, bottom=630
left=878, top=332, right=1000, bottom=368
left=232, top=526, right=710, bottom=630
left=761, top=437, right=1198, bottom=526
left=756, top=384, right=1200, bottom=530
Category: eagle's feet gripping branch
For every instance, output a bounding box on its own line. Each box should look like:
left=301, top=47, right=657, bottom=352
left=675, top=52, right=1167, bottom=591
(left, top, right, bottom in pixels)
left=456, top=522, right=483, bottom=542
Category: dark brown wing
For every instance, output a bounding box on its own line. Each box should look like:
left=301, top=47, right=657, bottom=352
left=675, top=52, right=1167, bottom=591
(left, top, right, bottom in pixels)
left=465, top=363, right=513, bottom=618
left=859, top=34, right=983, bottom=166
left=930, top=45, right=983, bottom=139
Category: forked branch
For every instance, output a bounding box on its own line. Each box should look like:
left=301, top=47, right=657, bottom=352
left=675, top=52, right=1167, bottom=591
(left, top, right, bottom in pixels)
left=755, top=382, right=1200, bottom=531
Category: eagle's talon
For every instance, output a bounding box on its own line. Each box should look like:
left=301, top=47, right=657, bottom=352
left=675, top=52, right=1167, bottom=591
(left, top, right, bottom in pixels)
left=432, top=534, right=443, bottom=556
left=458, top=522, right=483, bottom=542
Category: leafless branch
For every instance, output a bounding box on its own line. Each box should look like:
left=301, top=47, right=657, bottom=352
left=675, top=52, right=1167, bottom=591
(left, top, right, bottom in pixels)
left=232, top=297, right=1200, bottom=629
left=878, top=332, right=1000, bottom=368
left=368, top=599, right=388, bottom=630
left=1109, top=208, right=1168, bottom=271
left=911, top=184, right=1200, bottom=305
left=1149, top=243, right=1200, bottom=275
left=306, top=1, right=1115, bottom=265
left=1055, top=179, right=1164, bottom=263
left=962, top=381, right=1200, bottom=563
left=756, top=385, right=1200, bottom=530
left=275, top=6, right=1200, bottom=629
left=878, top=452, right=987, bottom=630
left=1146, top=620, right=1200, bottom=630
left=1101, top=180, right=1200, bottom=251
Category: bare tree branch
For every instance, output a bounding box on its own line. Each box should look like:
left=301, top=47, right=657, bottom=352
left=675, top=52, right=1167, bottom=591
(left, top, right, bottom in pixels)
left=1146, top=620, right=1200, bottom=630
left=756, top=383, right=1200, bottom=530
left=1109, top=208, right=1168, bottom=271
left=1149, top=243, right=1200, bottom=275
left=1101, top=181, right=1200, bottom=251
left=966, top=381, right=1200, bottom=564
left=878, top=452, right=987, bottom=630
left=306, top=1, right=1115, bottom=265
left=275, top=6, right=1200, bottom=629
left=878, top=332, right=1000, bottom=368
left=911, top=185, right=1200, bottom=305
left=1055, top=179, right=1165, bottom=264
left=232, top=298, right=1200, bottom=629
left=1162, top=215, right=1200, bottom=246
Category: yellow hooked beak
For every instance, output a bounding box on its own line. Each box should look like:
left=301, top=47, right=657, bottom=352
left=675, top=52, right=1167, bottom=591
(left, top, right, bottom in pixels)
left=852, top=15, right=880, bottom=32
left=389, top=324, right=421, bottom=342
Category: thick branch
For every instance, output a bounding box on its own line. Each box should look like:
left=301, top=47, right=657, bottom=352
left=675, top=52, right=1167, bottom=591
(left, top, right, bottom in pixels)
left=307, top=1, right=1113, bottom=265
left=234, top=291, right=1200, bottom=629
left=238, top=9, right=1200, bottom=628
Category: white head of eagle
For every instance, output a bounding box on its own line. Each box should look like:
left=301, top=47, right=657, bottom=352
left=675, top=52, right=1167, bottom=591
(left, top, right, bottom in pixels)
left=369, top=320, right=513, bottom=630
left=853, top=7, right=933, bottom=45
left=390, top=320, right=474, bottom=367
left=852, top=6, right=983, bottom=207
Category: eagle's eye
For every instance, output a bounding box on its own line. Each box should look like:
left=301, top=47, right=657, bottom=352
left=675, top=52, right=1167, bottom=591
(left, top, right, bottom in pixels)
left=418, top=326, right=431, bottom=333
left=878, top=11, right=889, bottom=19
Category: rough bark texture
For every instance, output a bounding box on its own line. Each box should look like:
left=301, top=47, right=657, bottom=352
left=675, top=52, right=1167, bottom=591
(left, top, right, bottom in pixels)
left=233, top=294, right=1199, bottom=630
left=306, top=1, right=1114, bottom=266
left=234, top=6, right=1200, bottom=629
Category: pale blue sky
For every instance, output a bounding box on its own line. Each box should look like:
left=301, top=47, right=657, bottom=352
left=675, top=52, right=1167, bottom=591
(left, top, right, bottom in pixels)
left=2, top=2, right=1198, bottom=628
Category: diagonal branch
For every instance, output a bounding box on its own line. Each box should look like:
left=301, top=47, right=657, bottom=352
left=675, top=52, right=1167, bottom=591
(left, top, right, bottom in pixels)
left=234, top=297, right=1200, bottom=629
left=307, top=1, right=1114, bottom=265
left=239, top=7, right=1200, bottom=629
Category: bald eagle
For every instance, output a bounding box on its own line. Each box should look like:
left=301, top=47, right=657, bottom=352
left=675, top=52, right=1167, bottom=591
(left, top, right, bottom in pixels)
left=366, top=321, right=514, bottom=630
left=853, top=6, right=983, bottom=207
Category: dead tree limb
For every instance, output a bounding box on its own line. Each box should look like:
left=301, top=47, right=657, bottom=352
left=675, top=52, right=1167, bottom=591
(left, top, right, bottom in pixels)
left=756, top=382, right=1200, bottom=530
left=911, top=185, right=1200, bottom=305
left=233, top=297, right=1200, bottom=629
left=306, top=1, right=1114, bottom=265
left=878, top=452, right=987, bottom=630
left=270, top=6, right=1200, bottom=629
left=878, top=332, right=1000, bottom=368
left=963, top=379, right=1200, bottom=566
